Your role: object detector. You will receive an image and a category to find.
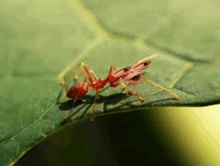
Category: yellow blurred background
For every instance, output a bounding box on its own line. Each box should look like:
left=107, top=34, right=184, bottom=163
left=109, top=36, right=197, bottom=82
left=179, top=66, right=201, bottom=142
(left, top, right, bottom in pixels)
left=151, top=105, right=220, bottom=165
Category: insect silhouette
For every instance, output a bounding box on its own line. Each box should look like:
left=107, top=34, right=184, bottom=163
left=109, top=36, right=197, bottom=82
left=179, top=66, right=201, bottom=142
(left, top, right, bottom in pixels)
left=58, top=54, right=179, bottom=122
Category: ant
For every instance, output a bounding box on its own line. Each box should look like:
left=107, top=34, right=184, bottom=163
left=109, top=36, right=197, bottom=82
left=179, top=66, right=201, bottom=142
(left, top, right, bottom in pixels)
left=58, top=54, right=179, bottom=122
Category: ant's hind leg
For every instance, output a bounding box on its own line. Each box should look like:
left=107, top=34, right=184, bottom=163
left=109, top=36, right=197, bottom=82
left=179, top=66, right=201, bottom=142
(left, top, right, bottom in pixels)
left=141, top=76, right=179, bottom=100
left=118, top=82, right=146, bottom=102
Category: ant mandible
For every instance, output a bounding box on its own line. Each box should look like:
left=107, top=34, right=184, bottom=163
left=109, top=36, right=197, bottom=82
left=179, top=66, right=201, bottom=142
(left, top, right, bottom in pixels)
left=59, top=54, right=179, bottom=122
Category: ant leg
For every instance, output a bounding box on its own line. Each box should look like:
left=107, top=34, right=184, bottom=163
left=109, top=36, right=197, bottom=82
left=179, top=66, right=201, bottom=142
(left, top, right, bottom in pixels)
left=111, top=64, right=117, bottom=71
left=118, top=82, right=146, bottom=102
left=80, top=64, right=98, bottom=85
left=109, top=64, right=116, bottom=73
left=60, top=71, right=86, bottom=98
left=60, top=63, right=95, bottom=97
left=90, top=90, right=100, bottom=122
left=59, top=76, right=68, bottom=94
left=68, top=63, right=101, bottom=122
left=65, top=64, right=100, bottom=123
left=69, top=62, right=84, bottom=77
left=83, top=64, right=114, bottom=122
left=110, top=65, right=145, bottom=102
left=141, top=76, right=179, bottom=100
left=137, top=54, right=158, bottom=63
left=97, top=86, right=110, bottom=94
left=85, top=66, right=98, bottom=82
left=62, top=78, right=88, bottom=121
left=73, top=71, right=86, bottom=83
left=96, top=64, right=116, bottom=91
left=59, top=61, right=84, bottom=94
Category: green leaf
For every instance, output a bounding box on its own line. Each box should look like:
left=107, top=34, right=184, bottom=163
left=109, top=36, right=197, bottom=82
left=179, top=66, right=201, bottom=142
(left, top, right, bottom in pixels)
left=0, top=0, right=220, bottom=165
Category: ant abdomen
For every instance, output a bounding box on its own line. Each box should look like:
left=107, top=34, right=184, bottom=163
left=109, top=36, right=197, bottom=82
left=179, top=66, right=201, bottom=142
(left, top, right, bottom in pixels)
left=132, top=60, right=151, bottom=72
left=124, top=71, right=142, bottom=85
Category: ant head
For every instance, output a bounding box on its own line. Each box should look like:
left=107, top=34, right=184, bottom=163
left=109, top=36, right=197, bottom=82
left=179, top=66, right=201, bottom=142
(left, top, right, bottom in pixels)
left=124, top=71, right=142, bottom=85
left=131, top=60, right=151, bottom=72
left=111, top=66, right=132, bottom=78
left=66, top=82, right=88, bottom=100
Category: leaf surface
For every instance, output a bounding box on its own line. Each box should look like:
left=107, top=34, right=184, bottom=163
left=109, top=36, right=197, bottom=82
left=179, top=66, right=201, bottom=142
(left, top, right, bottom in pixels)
left=0, top=0, right=220, bottom=165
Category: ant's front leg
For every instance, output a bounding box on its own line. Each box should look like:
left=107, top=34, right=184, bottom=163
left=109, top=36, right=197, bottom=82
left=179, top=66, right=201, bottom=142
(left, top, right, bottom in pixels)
left=62, top=78, right=89, bottom=122
left=59, top=61, right=84, bottom=96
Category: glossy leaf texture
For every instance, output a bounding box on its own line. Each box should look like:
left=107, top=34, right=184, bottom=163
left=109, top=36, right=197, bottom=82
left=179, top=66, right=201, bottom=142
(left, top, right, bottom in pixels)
left=0, top=0, right=220, bottom=165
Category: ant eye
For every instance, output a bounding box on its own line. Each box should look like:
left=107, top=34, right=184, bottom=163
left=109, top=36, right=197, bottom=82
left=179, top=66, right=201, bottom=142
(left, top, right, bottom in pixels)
left=144, top=62, right=148, bottom=66
left=131, top=75, right=140, bottom=81
left=124, top=71, right=142, bottom=85
left=132, top=60, right=151, bottom=71
left=111, top=66, right=131, bottom=78
left=123, top=68, right=128, bottom=72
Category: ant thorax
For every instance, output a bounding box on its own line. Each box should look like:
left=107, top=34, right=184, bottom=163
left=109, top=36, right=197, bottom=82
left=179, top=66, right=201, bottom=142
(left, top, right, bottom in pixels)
left=91, top=78, right=108, bottom=91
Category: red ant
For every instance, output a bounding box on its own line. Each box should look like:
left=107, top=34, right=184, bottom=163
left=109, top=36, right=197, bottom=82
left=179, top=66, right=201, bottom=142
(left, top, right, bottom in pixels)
left=59, top=54, right=179, bottom=122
